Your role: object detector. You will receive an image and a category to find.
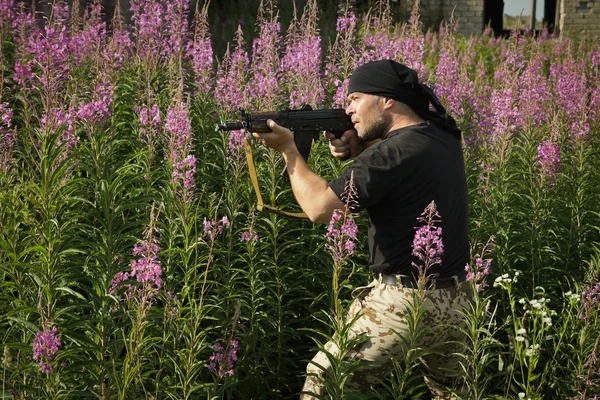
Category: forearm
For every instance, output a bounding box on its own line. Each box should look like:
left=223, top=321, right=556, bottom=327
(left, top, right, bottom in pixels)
left=282, top=148, right=343, bottom=223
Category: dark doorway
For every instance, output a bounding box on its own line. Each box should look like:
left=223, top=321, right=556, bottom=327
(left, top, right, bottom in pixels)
left=543, top=0, right=557, bottom=31
left=484, top=0, right=504, bottom=36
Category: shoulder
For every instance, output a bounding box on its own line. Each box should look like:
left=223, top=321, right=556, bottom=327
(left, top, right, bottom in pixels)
left=352, top=139, right=403, bottom=170
left=355, top=125, right=427, bottom=164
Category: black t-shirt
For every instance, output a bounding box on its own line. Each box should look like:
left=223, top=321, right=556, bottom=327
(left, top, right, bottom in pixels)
left=328, top=121, right=469, bottom=279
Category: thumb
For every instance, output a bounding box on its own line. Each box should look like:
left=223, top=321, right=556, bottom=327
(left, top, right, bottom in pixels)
left=266, top=119, right=275, bottom=129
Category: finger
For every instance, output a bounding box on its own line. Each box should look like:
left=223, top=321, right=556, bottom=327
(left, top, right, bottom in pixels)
left=267, top=119, right=281, bottom=132
left=332, top=149, right=349, bottom=158
left=330, top=138, right=348, bottom=148
left=343, top=129, right=357, bottom=141
left=329, top=144, right=350, bottom=157
left=343, top=129, right=361, bottom=157
left=323, top=131, right=335, bottom=140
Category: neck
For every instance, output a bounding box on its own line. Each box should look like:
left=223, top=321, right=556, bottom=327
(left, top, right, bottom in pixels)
left=386, top=113, right=426, bottom=133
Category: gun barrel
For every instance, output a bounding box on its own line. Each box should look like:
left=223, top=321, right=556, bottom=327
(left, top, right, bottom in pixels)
left=217, top=121, right=245, bottom=131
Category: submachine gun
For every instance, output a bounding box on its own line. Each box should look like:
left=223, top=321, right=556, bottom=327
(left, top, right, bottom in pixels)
left=217, top=105, right=353, bottom=168
left=217, top=105, right=354, bottom=218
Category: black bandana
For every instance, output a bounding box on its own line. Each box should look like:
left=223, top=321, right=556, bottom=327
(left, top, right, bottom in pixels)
left=347, top=60, right=462, bottom=140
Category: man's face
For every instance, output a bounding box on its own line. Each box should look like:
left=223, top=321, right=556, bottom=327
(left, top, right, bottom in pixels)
left=345, top=92, right=390, bottom=143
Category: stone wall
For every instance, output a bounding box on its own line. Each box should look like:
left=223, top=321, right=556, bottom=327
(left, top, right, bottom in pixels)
left=421, top=0, right=485, bottom=37
left=557, top=0, right=600, bottom=37
left=420, top=0, right=600, bottom=38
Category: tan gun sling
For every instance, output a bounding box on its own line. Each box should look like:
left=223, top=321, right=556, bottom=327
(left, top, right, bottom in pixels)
left=244, top=137, right=309, bottom=219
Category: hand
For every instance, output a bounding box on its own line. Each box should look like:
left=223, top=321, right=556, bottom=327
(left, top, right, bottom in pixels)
left=324, top=129, right=361, bottom=159
left=252, top=120, right=297, bottom=154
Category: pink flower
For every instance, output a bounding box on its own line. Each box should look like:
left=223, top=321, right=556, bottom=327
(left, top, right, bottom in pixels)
left=581, top=282, right=600, bottom=320
left=222, top=216, right=230, bottom=228
left=465, top=257, right=493, bottom=292
left=203, top=216, right=230, bottom=241
left=109, top=230, right=162, bottom=300
left=411, top=201, right=444, bottom=273
left=281, top=18, right=324, bottom=108
left=240, top=231, right=259, bottom=243
left=208, top=338, right=238, bottom=378
left=32, top=326, right=61, bottom=374
left=130, top=0, right=165, bottom=60
left=164, top=0, right=189, bottom=57
left=69, top=2, right=106, bottom=66
left=215, top=27, right=249, bottom=112
left=326, top=177, right=359, bottom=264
left=186, top=3, right=214, bottom=95
left=130, top=241, right=163, bottom=289
left=166, top=104, right=196, bottom=203
left=249, top=20, right=282, bottom=108
left=535, top=141, right=561, bottom=187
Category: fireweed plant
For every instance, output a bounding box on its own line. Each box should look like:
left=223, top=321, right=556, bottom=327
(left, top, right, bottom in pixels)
left=373, top=201, right=446, bottom=400
left=0, top=0, right=599, bottom=398
left=302, top=173, right=369, bottom=399
left=454, top=237, right=502, bottom=400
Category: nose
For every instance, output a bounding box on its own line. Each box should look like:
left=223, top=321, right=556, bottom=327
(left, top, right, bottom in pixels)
left=345, top=104, right=354, bottom=116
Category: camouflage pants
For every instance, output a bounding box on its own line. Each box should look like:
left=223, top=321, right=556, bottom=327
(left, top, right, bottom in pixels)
left=300, top=275, right=473, bottom=399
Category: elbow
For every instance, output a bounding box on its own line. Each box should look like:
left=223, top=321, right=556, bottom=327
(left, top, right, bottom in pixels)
left=299, top=186, right=342, bottom=224
left=307, top=209, right=334, bottom=224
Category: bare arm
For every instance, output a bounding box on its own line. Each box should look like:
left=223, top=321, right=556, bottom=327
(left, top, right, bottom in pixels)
left=281, top=147, right=344, bottom=223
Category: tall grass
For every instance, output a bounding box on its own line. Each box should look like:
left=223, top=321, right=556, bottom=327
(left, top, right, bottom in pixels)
left=1, top=0, right=599, bottom=398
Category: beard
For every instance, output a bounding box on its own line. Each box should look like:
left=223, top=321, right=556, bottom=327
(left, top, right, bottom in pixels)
left=358, top=115, right=390, bottom=144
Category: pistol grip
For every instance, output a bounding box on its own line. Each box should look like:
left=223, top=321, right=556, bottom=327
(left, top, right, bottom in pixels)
left=281, top=130, right=315, bottom=180
left=294, top=130, right=315, bottom=162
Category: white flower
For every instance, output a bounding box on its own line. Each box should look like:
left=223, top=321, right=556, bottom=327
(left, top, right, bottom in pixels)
left=518, top=392, right=525, bottom=398
left=502, top=273, right=509, bottom=278
left=525, top=344, right=540, bottom=357
left=543, top=317, right=552, bottom=325
left=495, top=276, right=503, bottom=283
left=565, top=291, right=572, bottom=296
left=514, top=271, right=520, bottom=276
left=519, top=298, right=526, bottom=304
left=516, top=335, right=525, bottom=342
left=532, top=302, right=542, bottom=309
left=526, top=348, right=533, bottom=357
left=517, top=328, right=527, bottom=335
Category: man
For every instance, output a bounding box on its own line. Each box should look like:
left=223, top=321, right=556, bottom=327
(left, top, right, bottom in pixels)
left=252, top=60, right=471, bottom=398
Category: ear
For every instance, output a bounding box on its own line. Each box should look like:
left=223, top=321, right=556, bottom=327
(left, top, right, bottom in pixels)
left=382, top=97, right=395, bottom=110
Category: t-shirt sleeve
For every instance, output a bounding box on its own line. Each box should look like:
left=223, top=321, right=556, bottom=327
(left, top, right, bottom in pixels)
left=328, top=143, right=401, bottom=212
